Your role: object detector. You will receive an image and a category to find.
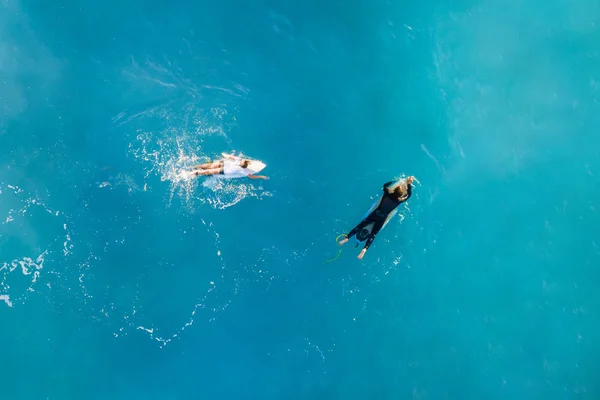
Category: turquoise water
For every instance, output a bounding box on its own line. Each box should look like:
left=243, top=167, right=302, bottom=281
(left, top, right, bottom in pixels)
left=1, top=0, right=599, bottom=398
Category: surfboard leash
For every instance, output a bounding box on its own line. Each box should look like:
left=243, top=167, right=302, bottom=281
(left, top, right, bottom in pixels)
left=324, top=234, right=347, bottom=263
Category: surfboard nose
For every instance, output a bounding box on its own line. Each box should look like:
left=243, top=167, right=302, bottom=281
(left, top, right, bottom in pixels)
left=249, top=161, right=266, bottom=174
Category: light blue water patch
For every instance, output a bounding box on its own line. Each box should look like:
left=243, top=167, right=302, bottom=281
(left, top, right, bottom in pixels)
left=1, top=0, right=599, bottom=398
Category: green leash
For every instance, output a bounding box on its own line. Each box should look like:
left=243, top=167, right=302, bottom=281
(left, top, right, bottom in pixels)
left=324, top=234, right=346, bottom=263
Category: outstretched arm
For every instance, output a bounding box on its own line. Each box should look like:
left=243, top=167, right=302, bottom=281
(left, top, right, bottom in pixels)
left=248, top=175, right=268, bottom=180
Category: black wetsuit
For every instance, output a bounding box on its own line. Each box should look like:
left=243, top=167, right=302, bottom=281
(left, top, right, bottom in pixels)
left=346, top=181, right=412, bottom=250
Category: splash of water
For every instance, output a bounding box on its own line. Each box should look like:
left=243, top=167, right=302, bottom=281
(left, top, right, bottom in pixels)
left=0, top=183, right=72, bottom=307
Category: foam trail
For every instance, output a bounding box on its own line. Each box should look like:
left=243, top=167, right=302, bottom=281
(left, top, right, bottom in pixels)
left=0, top=183, right=71, bottom=307
left=128, top=240, right=315, bottom=348
left=121, top=103, right=271, bottom=210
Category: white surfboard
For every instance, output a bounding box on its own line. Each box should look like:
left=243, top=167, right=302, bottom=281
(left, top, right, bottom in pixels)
left=179, top=159, right=267, bottom=181
left=242, top=160, right=266, bottom=176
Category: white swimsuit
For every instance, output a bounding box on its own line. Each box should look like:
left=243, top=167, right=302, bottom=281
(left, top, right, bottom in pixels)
left=223, top=159, right=252, bottom=177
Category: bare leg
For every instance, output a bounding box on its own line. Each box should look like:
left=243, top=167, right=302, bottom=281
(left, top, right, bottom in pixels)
left=192, top=161, right=223, bottom=170
left=194, top=167, right=223, bottom=176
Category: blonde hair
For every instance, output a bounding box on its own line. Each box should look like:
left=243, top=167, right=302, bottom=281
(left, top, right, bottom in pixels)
left=387, top=180, right=407, bottom=194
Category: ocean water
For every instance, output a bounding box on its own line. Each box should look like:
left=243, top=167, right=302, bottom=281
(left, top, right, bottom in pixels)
left=1, top=0, right=599, bottom=398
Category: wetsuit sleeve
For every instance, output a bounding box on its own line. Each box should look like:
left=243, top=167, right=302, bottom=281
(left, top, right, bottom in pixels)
left=383, top=181, right=394, bottom=191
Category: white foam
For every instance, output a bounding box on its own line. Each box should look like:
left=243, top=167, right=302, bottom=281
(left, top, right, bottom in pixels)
left=0, top=295, right=12, bottom=307
left=0, top=182, right=71, bottom=306
left=115, top=95, right=271, bottom=210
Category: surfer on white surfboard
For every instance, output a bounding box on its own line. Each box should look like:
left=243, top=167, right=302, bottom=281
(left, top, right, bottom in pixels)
left=338, top=176, right=415, bottom=259
left=189, top=153, right=269, bottom=180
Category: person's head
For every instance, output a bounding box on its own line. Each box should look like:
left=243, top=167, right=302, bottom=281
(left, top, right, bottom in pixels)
left=240, top=160, right=250, bottom=168
left=393, top=185, right=406, bottom=198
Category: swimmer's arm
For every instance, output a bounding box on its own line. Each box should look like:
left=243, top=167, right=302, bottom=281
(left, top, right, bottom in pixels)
left=248, top=175, right=269, bottom=180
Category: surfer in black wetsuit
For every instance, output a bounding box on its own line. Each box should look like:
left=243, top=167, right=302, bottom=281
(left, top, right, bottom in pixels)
left=339, top=176, right=415, bottom=259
